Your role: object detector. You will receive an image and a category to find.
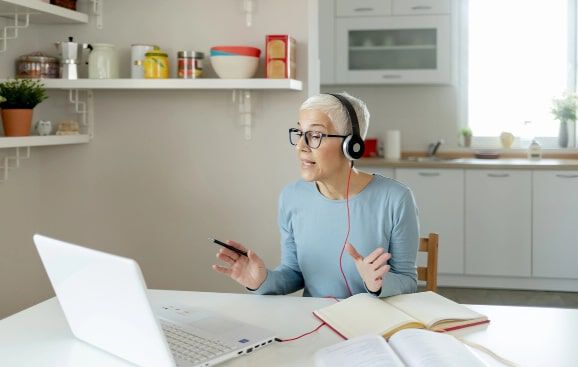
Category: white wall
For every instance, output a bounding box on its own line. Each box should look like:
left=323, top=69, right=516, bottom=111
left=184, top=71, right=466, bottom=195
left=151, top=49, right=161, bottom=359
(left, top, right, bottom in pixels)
left=322, top=85, right=459, bottom=151
left=0, top=0, right=314, bottom=318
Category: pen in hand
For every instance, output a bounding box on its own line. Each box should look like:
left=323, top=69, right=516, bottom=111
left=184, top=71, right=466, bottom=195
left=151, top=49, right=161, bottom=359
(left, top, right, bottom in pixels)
left=209, top=237, right=248, bottom=257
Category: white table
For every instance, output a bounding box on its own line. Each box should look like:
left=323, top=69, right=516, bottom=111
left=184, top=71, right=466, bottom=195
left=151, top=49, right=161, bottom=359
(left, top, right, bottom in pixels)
left=1, top=290, right=577, bottom=367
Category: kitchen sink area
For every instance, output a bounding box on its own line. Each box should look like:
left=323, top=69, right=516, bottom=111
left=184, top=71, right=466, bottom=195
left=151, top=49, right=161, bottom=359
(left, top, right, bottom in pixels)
left=360, top=156, right=578, bottom=170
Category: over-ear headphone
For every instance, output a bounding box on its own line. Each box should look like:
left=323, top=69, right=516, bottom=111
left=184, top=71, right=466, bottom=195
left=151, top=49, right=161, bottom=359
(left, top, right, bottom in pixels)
left=327, top=93, right=365, bottom=160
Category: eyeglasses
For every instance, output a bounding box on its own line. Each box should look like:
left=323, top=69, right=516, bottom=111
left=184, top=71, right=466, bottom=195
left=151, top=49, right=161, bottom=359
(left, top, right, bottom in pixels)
left=288, top=128, right=347, bottom=149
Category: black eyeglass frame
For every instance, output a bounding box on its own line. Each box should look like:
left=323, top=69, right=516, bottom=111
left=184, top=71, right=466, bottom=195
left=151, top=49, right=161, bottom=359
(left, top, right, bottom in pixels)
left=288, top=127, right=348, bottom=149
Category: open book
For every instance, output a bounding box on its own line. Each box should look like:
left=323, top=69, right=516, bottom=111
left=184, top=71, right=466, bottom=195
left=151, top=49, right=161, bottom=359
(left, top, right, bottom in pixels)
left=315, top=329, right=488, bottom=367
left=313, top=291, right=488, bottom=339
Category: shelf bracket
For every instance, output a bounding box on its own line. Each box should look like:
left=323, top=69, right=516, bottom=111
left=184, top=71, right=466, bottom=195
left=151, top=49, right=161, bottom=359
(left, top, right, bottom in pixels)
left=68, top=89, right=95, bottom=139
left=243, top=0, right=254, bottom=27
left=0, top=13, right=30, bottom=53
left=0, top=146, right=30, bottom=183
left=90, top=0, right=103, bottom=30
left=232, top=90, right=253, bottom=140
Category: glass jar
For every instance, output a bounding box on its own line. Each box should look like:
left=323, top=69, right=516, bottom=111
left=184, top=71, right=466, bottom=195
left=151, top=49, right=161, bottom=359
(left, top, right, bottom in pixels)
left=144, top=49, right=169, bottom=79
left=16, top=53, right=59, bottom=79
left=177, top=51, right=203, bottom=79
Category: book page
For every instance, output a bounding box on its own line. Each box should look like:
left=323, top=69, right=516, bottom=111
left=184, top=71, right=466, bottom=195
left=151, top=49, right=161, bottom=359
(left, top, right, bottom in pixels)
left=389, top=329, right=487, bottom=367
left=314, top=293, right=424, bottom=339
left=385, top=292, right=487, bottom=329
left=315, top=334, right=405, bottom=367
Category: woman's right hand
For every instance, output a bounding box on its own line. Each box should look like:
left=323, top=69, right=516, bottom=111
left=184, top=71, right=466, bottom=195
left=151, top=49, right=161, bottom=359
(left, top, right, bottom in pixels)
left=212, top=240, right=267, bottom=290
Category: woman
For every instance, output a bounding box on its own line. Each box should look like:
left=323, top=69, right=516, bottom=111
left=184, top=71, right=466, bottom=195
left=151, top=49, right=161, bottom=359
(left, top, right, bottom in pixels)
left=212, top=92, right=419, bottom=298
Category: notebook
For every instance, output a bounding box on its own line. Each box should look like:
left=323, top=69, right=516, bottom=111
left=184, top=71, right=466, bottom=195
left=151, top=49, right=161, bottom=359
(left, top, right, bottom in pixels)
left=315, top=330, right=487, bottom=367
left=313, top=291, right=488, bottom=339
left=33, top=234, right=277, bottom=367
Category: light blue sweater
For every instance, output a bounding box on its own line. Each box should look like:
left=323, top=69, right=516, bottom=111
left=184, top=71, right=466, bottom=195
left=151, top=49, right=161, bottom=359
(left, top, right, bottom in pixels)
left=251, top=174, right=419, bottom=299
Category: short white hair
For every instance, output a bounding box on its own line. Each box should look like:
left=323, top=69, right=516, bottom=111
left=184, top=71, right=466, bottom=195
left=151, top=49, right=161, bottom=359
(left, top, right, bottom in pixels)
left=299, top=92, right=370, bottom=139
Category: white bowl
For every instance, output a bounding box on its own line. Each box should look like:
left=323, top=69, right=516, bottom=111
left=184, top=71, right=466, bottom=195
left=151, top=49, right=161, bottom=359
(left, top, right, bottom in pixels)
left=210, top=55, right=259, bottom=79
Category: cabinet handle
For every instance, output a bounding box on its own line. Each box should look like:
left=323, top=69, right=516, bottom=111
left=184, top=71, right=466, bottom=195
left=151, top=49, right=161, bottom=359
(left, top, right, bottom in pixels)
left=418, top=172, right=440, bottom=177
left=555, top=174, right=578, bottom=178
left=354, top=7, right=375, bottom=12
left=382, top=74, right=402, bottom=79
left=411, top=5, right=433, bottom=10
left=487, top=173, right=510, bottom=178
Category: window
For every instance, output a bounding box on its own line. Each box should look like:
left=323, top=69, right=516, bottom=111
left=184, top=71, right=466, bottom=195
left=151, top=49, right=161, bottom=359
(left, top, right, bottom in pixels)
left=460, top=0, right=576, bottom=148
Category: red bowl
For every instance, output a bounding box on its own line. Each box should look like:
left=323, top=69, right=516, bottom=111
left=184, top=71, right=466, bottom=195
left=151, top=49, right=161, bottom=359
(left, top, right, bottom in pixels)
left=211, top=46, right=261, bottom=57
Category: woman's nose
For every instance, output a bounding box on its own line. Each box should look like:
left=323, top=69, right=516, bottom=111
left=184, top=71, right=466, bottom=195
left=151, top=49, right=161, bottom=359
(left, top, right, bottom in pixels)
left=295, top=134, right=309, bottom=151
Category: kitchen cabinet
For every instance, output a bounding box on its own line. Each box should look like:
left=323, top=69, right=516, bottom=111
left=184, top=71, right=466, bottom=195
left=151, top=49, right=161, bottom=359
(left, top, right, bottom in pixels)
left=392, top=0, right=451, bottom=15
left=465, top=170, right=532, bottom=277
left=396, top=168, right=464, bottom=274
left=533, top=171, right=578, bottom=279
left=320, top=0, right=452, bottom=85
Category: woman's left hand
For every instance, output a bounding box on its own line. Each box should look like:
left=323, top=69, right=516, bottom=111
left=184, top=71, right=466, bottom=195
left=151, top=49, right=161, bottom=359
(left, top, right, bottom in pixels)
left=346, top=243, right=391, bottom=294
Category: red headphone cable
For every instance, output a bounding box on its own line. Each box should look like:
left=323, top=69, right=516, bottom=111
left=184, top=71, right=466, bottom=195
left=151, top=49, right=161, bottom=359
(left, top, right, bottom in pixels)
left=338, top=162, right=354, bottom=297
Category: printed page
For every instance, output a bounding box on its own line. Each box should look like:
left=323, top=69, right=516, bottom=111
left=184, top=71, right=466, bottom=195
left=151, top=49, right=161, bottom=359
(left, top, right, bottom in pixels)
left=315, top=334, right=405, bottom=367
left=385, top=292, right=486, bottom=328
left=389, top=329, right=487, bottom=367
left=314, top=293, right=422, bottom=339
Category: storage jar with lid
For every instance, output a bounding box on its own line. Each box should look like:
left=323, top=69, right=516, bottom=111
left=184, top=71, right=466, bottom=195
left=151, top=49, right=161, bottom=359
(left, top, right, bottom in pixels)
left=144, top=49, right=169, bottom=79
left=177, top=51, right=204, bottom=79
left=16, top=53, right=59, bottom=79
left=88, top=43, right=119, bottom=79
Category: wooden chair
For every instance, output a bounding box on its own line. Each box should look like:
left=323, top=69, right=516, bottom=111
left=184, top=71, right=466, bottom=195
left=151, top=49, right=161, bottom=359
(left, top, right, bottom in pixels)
left=417, top=233, right=439, bottom=292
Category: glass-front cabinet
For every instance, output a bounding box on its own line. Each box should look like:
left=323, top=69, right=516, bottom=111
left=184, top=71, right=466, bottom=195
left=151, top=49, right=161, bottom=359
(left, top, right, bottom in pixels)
left=334, top=15, right=451, bottom=84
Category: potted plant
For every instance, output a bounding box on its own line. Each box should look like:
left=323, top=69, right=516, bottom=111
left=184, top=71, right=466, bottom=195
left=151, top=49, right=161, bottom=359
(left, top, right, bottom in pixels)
left=0, top=79, right=48, bottom=137
left=460, top=127, right=473, bottom=148
left=551, top=93, right=576, bottom=148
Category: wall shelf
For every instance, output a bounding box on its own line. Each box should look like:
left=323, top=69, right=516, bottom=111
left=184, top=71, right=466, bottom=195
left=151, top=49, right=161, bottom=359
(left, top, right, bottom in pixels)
left=0, top=134, right=89, bottom=183
left=0, top=134, right=90, bottom=148
left=41, top=78, right=303, bottom=90
left=0, top=0, right=88, bottom=24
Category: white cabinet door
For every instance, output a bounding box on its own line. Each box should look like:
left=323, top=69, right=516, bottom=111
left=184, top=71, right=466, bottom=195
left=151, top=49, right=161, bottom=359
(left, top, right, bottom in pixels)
left=392, top=0, right=451, bottom=15
left=335, top=15, right=451, bottom=84
left=336, top=0, right=392, bottom=17
left=465, top=170, right=532, bottom=277
left=533, top=171, right=578, bottom=279
left=396, top=168, right=464, bottom=274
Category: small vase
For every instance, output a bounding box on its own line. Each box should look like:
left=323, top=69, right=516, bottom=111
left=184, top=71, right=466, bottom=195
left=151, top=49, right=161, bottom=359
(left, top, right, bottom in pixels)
left=1, top=109, right=33, bottom=137
left=559, top=120, right=569, bottom=148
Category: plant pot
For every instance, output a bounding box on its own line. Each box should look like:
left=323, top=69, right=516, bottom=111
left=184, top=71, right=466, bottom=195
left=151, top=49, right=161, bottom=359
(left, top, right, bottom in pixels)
left=463, top=135, right=472, bottom=148
left=1, top=108, right=33, bottom=137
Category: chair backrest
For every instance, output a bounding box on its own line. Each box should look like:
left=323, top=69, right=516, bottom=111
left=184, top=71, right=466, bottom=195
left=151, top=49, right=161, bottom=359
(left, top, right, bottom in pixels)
left=417, top=233, right=439, bottom=292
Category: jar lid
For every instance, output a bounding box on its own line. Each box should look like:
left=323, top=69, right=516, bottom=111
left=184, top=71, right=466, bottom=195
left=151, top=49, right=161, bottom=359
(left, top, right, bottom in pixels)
left=146, top=50, right=168, bottom=57
left=18, top=53, right=59, bottom=63
left=177, top=51, right=204, bottom=58
left=92, top=43, right=115, bottom=48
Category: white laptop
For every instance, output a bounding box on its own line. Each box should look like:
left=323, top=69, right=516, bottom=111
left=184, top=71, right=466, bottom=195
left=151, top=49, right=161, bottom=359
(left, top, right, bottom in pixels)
left=33, top=234, right=277, bottom=367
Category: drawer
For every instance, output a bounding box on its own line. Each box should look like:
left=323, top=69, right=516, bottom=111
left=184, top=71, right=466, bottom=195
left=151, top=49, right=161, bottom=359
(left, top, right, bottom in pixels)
left=336, top=0, right=392, bottom=17
left=393, top=0, right=450, bottom=15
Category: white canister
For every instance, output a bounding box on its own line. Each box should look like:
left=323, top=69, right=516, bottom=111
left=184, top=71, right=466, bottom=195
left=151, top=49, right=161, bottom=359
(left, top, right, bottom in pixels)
left=385, top=130, right=401, bottom=160
left=88, top=43, right=119, bottom=79
left=131, top=44, right=157, bottom=79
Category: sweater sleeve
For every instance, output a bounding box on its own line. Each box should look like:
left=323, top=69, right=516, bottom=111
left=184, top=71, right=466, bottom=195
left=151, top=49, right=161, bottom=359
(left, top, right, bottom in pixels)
left=378, top=189, right=419, bottom=297
left=248, top=191, right=304, bottom=295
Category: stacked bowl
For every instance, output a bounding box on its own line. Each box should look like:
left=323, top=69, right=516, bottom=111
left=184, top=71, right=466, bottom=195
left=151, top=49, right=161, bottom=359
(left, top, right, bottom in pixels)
left=210, top=46, right=261, bottom=79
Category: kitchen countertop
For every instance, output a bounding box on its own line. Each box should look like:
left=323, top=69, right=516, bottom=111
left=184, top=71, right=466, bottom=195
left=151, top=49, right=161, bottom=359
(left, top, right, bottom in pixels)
left=358, top=157, right=578, bottom=170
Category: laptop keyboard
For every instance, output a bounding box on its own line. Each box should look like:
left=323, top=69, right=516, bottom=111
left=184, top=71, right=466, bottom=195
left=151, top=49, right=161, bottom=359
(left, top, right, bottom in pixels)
left=160, top=320, right=236, bottom=365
